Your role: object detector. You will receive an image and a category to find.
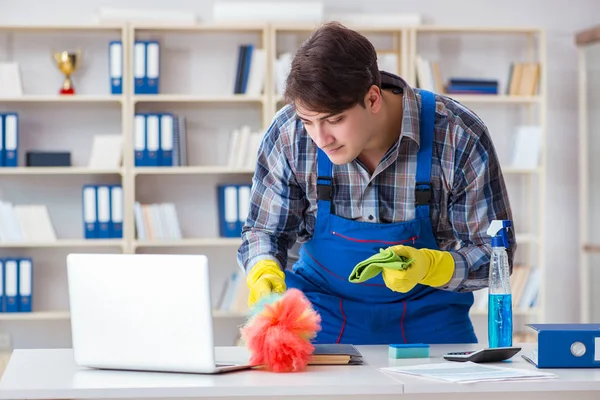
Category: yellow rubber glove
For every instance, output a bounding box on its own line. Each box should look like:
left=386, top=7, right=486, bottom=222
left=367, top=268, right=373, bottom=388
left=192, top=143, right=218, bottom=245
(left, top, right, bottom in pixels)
left=381, top=246, right=455, bottom=293
left=246, top=259, right=286, bottom=308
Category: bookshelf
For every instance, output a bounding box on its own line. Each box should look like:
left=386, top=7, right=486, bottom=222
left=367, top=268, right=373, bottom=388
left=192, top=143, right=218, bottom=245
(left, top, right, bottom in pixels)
left=0, top=22, right=546, bottom=347
left=577, top=25, right=600, bottom=323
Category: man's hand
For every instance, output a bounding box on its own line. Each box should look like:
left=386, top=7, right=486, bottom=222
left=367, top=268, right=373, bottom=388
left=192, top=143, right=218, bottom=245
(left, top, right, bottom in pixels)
left=381, top=246, right=455, bottom=292
left=246, top=259, right=286, bottom=308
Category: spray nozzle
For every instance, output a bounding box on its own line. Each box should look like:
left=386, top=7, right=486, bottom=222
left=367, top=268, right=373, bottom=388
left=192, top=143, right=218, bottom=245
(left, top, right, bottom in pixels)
left=486, top=220, right=512, bottom=248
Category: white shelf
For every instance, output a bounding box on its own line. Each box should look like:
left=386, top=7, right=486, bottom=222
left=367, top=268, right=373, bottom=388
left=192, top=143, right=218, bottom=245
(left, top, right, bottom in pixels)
left=131, top=22, right=267, bottom=32
left=0, top=95, right=123, bottom=103
left=134, top=166, right=254, bottom=175
left=0, top=310, right=245, bottom=321
left=502, top=167, right=542, bottom=174
left=0, top=240, right=124, bottom=249
left=415, top=26, right=541, bottom=34
left=448, top=95, right=540, bottom=104
left=134, top=94, right=266, bottom=103
left=0, top=167, right=123, bottom=175
left=134, top=238, right=241, bottom=248
left=0, top=311, right=70, bottom=321
left=0, top=24, right=124, bottom=32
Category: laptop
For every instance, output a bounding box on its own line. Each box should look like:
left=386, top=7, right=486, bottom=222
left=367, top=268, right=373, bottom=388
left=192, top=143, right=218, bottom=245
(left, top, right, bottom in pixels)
left=66, top=253, right=252, bottom=374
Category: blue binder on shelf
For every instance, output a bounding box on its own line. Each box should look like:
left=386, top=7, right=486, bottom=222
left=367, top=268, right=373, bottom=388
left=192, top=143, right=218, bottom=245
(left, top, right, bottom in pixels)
left=0, top=114, right=4, bottom=167
left=110, top=185, right=123, bottom=239
left=109, top=40, right=123, bottom=95
left=2, top=113, right=18, bottom=167
left=145, top=41, right=160, bottom=94
left=218, top=185, right=240, bottom=238
left=159, top=113, right=174, bottom=167
left=82, top=185, right=98, bottom=239
left=4, top=259, right=19, bottom=313
left=0, top=259, right=4, bottom=312
left=237, top=184, right=251, bottom=234
left=523, top=323, right=600, bottom=368
left=133, top=40, right=160, bottom=94
left=96, top=185, right=111, bottom=239
left=145, top=114, right=159, bottom=166
left=133, top=41, right=146, bottom=94
left=134, top=114, right=147, bottom=166
left=17, top=258, right=32, bottom=312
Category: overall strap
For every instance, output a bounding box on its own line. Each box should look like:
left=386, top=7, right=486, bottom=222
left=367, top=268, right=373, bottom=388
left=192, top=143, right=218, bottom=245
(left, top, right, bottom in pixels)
left=316, top=148, right=333, bottom=214
left=415, top=90, right=436, bottom=217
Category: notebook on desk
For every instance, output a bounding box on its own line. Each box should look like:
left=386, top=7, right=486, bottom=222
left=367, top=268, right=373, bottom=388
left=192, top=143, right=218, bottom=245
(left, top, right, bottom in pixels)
left=309, top=344, right=363, bottom=365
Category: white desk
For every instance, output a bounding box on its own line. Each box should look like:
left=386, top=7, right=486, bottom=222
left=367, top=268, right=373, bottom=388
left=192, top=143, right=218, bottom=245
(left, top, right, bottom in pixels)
left=0, top=344, right=599, bottom=400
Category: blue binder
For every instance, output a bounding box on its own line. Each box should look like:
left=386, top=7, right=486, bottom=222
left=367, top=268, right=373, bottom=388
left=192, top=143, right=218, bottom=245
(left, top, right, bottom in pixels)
left=0, top=114, right=4, bottom=167
left=523, top=323, right=600, bottom=368
left=0, top=259, right=4, bottom=312
left=109, top=40, right=123, bottom=95
left=3, top=113, right=18, bottom=167
left=145, top=114, right=159, bottom=166
left=82, top=185, right=98, bottom=239
left=4, top=259, right=19, bottom=313
left=159, top=113, right=174, bottom=167
left=145, top=41, right=160, bottom=94
left=218, top=185, right=240, bottom=237
left=134, top=41, right=146, bottom=94
left=96, top=185, right=111, bottom=239
left=134, top=113, right=147, bottom=166
left=17, top=258, right=32, bottom=312
left=109, top=185, right=123, bottom=239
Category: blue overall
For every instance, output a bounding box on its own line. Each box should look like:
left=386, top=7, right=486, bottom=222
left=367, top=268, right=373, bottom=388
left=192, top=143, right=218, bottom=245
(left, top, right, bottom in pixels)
left=285, top=90, right=477, bottom=345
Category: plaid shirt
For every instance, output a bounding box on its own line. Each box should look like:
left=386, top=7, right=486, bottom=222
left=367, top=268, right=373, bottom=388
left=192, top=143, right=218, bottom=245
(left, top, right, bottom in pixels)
left=238, top=72, right=515, bottom=292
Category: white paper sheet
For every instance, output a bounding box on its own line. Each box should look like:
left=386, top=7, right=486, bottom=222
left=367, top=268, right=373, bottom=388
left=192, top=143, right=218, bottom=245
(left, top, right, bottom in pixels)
left=380, top=362, right=557, bottom=384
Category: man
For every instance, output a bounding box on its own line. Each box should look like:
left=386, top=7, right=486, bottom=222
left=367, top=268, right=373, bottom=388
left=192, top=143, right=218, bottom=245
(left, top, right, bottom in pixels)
left=237, top=22, right=515, bottom=345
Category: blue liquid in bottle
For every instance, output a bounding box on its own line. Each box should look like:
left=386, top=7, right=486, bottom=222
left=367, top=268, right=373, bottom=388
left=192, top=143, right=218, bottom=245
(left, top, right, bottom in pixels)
left=488, top=293, right=513, bottom=348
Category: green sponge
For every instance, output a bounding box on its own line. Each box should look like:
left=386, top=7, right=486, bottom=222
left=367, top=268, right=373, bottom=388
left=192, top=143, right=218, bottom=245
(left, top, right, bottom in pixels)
left=348, top=247, right=414, bottom=283
left=388, top=344, right=430, bottom=359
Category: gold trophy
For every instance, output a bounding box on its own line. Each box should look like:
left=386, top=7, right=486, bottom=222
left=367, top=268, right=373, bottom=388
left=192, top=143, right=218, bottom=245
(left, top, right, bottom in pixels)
left=53, top=50, right=81, bottom=95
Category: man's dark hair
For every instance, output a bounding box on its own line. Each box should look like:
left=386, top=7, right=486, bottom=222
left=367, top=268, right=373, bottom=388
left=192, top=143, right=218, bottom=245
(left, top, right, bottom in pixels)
left=284, top=21, right=381, bottom=115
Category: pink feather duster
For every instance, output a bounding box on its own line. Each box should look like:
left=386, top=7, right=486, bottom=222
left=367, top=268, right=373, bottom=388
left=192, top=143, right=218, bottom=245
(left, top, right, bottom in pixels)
left=240, top=288, right=321, bottom=372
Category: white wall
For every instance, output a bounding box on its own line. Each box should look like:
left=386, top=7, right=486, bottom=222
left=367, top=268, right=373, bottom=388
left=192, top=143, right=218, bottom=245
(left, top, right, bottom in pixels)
left=1, top=0, right=598, bottom=347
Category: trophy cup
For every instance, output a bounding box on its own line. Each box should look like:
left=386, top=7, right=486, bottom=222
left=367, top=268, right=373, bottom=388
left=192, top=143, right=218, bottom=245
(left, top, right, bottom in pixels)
left=53, top=50, right=81, bottom=95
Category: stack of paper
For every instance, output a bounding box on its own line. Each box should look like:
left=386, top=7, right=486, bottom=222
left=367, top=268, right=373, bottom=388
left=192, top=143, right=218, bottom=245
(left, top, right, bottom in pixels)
left=380, top=362, right=556, bottom=383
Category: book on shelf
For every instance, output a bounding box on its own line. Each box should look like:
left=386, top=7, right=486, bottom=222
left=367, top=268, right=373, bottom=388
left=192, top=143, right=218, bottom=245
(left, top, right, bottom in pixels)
left=216, top=270, right=248, bottom=314
left=0, top=258, right=33, bottom=313
left=134, top=202, right=182, bottom=241
left=0, top=202, right=56, bottom=243
left=507, top=62, right=540, bottom=96
left=414, top=55, right=540, bottom=96
left=227, top=125, right=262, bottom=170
left=88, top=135, right=123, bottom=169
left=233, top=44, right=266, bottom=96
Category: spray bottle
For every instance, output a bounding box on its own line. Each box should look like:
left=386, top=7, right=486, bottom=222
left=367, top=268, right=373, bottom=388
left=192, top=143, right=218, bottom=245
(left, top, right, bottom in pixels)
left=486, top=220, right=513, bottom=348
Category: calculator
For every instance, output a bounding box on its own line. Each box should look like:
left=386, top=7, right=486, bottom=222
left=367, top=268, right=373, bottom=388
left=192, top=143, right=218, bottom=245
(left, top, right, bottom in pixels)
left=443, top=347, right=522, bottom=363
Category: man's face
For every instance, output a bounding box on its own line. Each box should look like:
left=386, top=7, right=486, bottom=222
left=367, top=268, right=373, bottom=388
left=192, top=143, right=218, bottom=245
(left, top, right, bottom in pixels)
left=295, top=101, right=373, bottom=165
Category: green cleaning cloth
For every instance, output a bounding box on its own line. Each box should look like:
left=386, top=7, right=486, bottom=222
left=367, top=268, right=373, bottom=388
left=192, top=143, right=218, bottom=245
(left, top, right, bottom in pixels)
left=348, top=248, right=414, bottom=283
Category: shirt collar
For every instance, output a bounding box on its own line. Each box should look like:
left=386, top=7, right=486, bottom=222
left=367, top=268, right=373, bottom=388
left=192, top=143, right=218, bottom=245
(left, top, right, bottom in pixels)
left=380, top=71, right=422, bottom=148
